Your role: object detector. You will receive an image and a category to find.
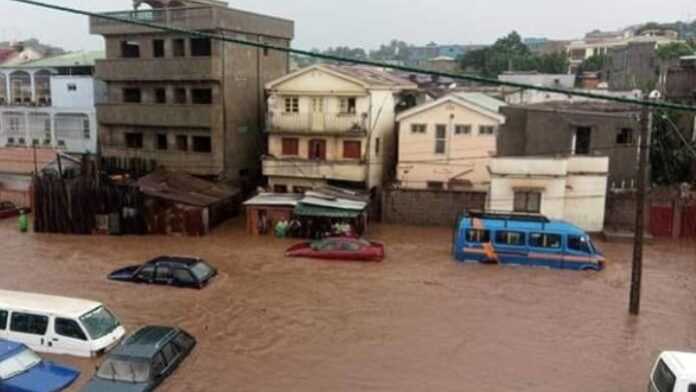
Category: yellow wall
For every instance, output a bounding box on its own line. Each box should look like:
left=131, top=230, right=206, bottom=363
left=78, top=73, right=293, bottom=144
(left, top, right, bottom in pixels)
left=397, top=99, right=501, bottom=190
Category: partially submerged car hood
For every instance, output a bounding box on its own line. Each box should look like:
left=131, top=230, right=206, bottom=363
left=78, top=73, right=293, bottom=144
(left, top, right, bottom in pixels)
left=108, top=265, right=141, bottom=281
left=81, top=378, right=150, bottom=392
left=4, top=361, right=79, bottom=392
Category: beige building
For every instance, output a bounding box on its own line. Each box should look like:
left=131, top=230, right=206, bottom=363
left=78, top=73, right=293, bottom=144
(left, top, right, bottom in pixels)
left=395, top=93, right=506, bottom=192
left=89, top=0, right=294, bottom=182
left=567, top=30, right=679, bottom=74
left=263, top=64, right=417, bottom=193
left=488, top=156, right=610, bottom=232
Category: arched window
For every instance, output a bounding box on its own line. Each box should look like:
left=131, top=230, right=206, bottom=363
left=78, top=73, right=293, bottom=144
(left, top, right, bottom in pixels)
left=9, top=71, right=31, bottom=104
left=34, top=70, right=53, bottom=106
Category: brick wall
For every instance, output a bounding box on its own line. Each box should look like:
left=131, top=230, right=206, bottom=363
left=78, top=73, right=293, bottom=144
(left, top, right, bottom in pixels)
left=382, top=188, right=487, bottom=226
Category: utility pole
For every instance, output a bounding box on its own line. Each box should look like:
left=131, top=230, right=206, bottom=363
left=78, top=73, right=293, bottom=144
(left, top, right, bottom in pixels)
left=629, top=97, right=652, bottom=315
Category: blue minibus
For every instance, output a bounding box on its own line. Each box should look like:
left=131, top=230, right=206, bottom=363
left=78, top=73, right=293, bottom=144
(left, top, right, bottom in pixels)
left=453, top=211, right=605, bottom=271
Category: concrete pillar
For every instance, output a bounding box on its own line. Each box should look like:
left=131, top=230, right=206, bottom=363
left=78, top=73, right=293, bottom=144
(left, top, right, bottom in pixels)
left=50, top=113, right=57, bottom=148
left=4, top=72, right=11, bottom=104
left=29, top=71, right=36, bottom=104
left=23, top=111, right=30, bottom=145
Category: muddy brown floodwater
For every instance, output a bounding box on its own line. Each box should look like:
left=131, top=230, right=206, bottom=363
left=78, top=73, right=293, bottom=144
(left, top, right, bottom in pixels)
left=1, top=217, right=696, bottom=391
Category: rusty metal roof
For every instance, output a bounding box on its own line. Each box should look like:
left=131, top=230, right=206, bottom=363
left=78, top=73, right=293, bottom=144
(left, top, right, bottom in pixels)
left=137, top=169, right=240, bottom=207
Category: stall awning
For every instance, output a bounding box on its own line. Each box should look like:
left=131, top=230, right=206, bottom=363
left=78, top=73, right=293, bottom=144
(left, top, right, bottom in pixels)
left=294, top=203, right=364, bottom=218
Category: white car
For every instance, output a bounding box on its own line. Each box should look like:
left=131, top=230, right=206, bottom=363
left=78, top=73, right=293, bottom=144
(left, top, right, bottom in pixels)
left=649, top=351, right=696, bottom=392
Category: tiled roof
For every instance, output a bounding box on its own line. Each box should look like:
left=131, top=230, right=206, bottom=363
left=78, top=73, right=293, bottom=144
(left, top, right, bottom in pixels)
left=0, top=147, right=58, bottom=175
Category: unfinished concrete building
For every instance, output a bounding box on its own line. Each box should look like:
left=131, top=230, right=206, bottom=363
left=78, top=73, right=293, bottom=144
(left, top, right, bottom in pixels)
left=90, top=0, right=294, bottom=184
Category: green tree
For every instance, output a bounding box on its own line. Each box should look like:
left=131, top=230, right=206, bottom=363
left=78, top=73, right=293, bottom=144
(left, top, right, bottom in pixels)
left=459, top=32, right=569, bottom=77
left=577, top=54, right=607, bottom=73
left=656, top=41, right=695, bottom=61
left=369, top=39, right=411, bottom=62
left=651, top=110, right=696, bottom=185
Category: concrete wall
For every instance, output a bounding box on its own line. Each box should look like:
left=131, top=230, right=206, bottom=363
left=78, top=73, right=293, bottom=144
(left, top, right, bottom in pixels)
left=397, top=98, right=500, bottom=191
left=604, top=42, right=658, bottom=91
left=382, top=188, right=487, bottom=226
left=51, top=76, right=95, bottom=108
left=488, top=156, right=609, bottom=232
left=499, top=106, right=640, bottom=187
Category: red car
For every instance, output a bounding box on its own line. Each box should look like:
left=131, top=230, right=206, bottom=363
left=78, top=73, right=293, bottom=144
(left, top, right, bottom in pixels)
left=0, top=201, right=22, bottom=220
left=286, top=238, right=385, bottom=262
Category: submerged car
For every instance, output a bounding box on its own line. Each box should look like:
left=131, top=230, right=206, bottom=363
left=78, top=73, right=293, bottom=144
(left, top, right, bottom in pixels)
left=81, top=326, right=196, bottom=392
left=0, top=202, right=21, bottom=220
left=108, top=256, right=217, bottom=289
left=0, top=339, right=79, bottom=392
left=286, top=238, right=385, bottom=262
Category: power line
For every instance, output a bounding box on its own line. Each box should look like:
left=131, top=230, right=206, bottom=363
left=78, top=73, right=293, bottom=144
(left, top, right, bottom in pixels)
left=7, top=0, right=696, bottom=113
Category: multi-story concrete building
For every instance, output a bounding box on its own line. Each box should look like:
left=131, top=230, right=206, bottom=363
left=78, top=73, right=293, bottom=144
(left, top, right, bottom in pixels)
left=263, top=64, right=417, bottom=193
left=89, top=0, right=294, bottom=182
left=498, top=101, right=642, bottom=189
left=567, top=29, right=678, bottom=74
left=395, top=93, right=506, bottom=192
left=0, top=51, right=103, bottom=154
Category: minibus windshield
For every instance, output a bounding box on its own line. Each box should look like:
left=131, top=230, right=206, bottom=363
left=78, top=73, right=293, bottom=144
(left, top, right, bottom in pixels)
left=79, top=306, right=121, bottom=340
left=0, top=349, right=41, bottom=380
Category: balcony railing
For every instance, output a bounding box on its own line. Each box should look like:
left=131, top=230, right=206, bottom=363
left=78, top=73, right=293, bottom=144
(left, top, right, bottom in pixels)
left=263, top=157, right=366, bottom=182
left=268, top=112, right=367, bottom=134
left=97, top=103, right=221, bottom=128
left=90, top=7, right=216, bottom=34
left=95, top=58, right=221, bottom=82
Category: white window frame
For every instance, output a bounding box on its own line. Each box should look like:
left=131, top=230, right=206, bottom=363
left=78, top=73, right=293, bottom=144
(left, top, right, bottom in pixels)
left=455, top=124, right=471, bottom=135
left=284, top=97, right=299, bottom=113
left=411, top=124, right=426, bottom=134
left=434, top=124, right=447, bottom=155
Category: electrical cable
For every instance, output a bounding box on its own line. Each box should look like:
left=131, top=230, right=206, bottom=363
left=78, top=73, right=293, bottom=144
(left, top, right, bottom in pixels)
left=6, top=0, right=696, bottom=113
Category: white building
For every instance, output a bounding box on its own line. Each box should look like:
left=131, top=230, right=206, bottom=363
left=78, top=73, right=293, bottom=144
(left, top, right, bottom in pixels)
left=488, top=156, right=609, bottom=232
left=263, top=64, right=416, bottom=193
left=0, top=51, right=104, bottom=155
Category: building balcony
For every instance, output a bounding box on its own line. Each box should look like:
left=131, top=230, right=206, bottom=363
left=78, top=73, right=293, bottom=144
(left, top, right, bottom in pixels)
left=267, top=112, right=367, bottom=136
left=97, top=103, right=221, bottom=128
left=89, top=6, right=294, bottom=39
left=95, top=58, right=222, bottom=82
left=101, top=145, right=223, bottom=176
left=263, top=157, right=366, bottom=182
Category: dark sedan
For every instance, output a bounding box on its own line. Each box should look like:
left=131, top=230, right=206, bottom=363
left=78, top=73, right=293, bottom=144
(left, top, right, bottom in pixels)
left=108, top=256, right=217, bottom=289
left=80, top=326, right=196, bottom=392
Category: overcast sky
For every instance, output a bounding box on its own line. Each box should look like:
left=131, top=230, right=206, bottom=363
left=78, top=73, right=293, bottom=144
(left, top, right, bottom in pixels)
left=2, top=0, right=695, bottom=52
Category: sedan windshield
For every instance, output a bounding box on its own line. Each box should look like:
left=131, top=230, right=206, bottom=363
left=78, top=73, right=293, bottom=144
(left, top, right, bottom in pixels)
left=190, top=262, right=214, bottom=281
left=0, top=349, right=41, bottom=380
left=79, top=306, right=121, bottom=340
left=97, top=358, right=150, bottom=383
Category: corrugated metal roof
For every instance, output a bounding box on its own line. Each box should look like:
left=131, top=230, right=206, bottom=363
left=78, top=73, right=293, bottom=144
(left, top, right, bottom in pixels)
left=294, top=203, right=363, bottom=218
left=243, top=193, right=303, bottom=207
left=454, top=92, right=507, bottom=113
left=17, top=50, right=104, bottom=68
left=138, top=170, right=240, bottom=207
left=323, top=64, right=417, bottom=88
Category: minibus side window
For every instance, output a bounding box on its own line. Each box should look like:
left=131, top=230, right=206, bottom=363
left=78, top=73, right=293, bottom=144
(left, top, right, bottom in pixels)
left=55, top=318, right=88, bottom=341
left=568, top=236, right=591, bottom=254
left=495, top=231, right=526, bottom=246
left=653, top=359, right=676, bottom=392
left=0, top=310, right=7, bottom=330
left=466, top=229, right=490, bottom=243
left=529, top=233, right=562, bottom=249
left=10, top=312, right=49, bottom=335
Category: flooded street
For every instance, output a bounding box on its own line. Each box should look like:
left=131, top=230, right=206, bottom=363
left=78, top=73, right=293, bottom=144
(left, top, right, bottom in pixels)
left=1, top=217, right=696, bottom=391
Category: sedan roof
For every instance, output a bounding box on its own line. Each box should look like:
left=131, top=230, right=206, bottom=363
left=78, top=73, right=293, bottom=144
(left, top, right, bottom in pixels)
left=0, top=339, right=25, bottom=361
left=110, top=326, right=179, bottom=360
left=146, top=256, right=202, bottom=267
